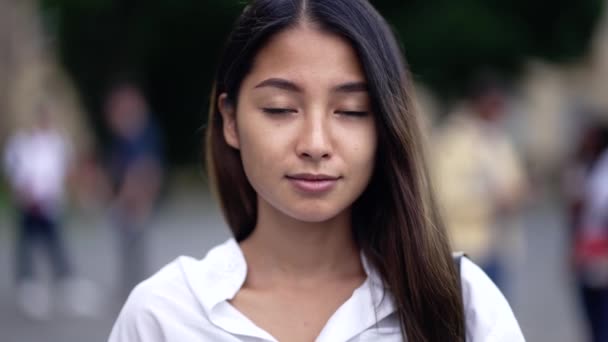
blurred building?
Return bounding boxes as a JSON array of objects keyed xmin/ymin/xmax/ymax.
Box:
[
  {"xmin": 0, "ymin": 0, "xmax": 91, "ymax": 154},
  {"xmin": 588, "ymin": 1, "xmax": 608, "ymax": 115},
  {"xmin": 513, "ymin": 0, "xmax": 608, "ymax": 182}
]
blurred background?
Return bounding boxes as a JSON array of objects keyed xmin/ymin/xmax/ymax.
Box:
[{"xmin": 1, "ymin": 0, "xmax": 608, "ymax": 341}]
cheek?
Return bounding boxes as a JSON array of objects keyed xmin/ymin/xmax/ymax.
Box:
[
  {"xmin": 343, "ymin": 123, "xmax": 377, "ymax": 172},
  {"xmin": 236, "ymin": 114, "xmax": 288, "ymax": 181}
]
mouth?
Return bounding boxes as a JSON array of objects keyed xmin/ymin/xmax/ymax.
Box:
[
  {"xmin": 286, "ymin": 173, "xmax": 340, "ymax": 181},
  {"xmin": 285, "ymin": 173, "xmax": 341, "ymax": 193}
]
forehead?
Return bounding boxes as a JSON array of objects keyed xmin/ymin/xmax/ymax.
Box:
[{"xmin": 248, "ymin": 25, "xmax": 366, "ymax": 84}]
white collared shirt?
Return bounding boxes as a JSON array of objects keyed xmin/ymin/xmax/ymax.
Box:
[
  {"xmin": 108, "ymin": 239, "xmax": 524, "ymax": 341},
  {"xmin": 3, "ymin": 129, "xmax": 71, "ymax": 209}
]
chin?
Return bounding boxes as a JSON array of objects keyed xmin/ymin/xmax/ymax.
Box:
[
  {"xmin": 290, "ymin": 213, "xmax": 339, "ymax": 223},
  {"xmin": 281, "ymin": 203, "xmax": 348, "ymax": 223}
]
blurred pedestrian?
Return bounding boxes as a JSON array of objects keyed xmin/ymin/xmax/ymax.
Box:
[
  {"xmin": 564, "ymin": 121, "xmax": 608, "ymax": 342},
  {"xmin": 104, "ymin": 82, "xmax": 164, "ymax": 299},
  {"xmin": 3, "ymin": 103, "xmax": 98, "ymax": 319},
  {"xmin": 432, "ymin": 74, "xmax": 528, "ymax": 290}
]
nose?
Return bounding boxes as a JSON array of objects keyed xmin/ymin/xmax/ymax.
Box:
[{"xmin": 295, "ymin": 112, "xmax": 332, "ymax": 161}]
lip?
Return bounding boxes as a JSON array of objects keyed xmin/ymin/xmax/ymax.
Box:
[{"xmin": 286, "ymin": 173, "xmax": 340, "ymax": 194}]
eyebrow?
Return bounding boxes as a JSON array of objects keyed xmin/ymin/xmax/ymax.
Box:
[
  {"xmin": 333, "ymin": 81, "xmax": 368, "ymax": 94},
  {"xmin": 253, "ymin": 78, "xmax": 368, "ymax": 94},
  {"xmin": 254, "ymin": 78, "xmax": 302, "ymax": 92}
]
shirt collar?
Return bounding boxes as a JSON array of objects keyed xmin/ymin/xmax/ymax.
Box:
[
  {"xmin": 182, "ymin": 238, "xmax": 247, "ymax": 313},
  {"xmin": 182, "ymin": 238, "xmax": 397, "ymax": 340}
]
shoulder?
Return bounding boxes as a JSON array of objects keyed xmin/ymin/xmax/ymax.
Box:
[
  {"xmin": 4, "ymin": 132, "xmax": 26, "ymax": 152},
  {"xmin": 3, "ymin": 133, "xmax": 27, "ymax": 168},
  {"xmin": 108, "ymin": 257, "xmax": 200, "ymax": 341},
  {"xmin": 109, "ymin": 239, "xmax": 241, "ymax": 342},
  {"xmin": 460, "ymin": 257, "xmax": 525, "ymax": 342},
  {"xmin": 126, "ymin": 256, "xmax": 198, "ymax": 306}
]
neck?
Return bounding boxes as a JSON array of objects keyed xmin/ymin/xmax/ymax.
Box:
[{"xmin": 240, "ymin": 198, "xmax": 364, "ymax": 289}]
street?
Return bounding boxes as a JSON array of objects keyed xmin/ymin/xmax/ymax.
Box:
[{"xmin": 0, "ymin": 185, "xmax": 588, "ymax": 342}]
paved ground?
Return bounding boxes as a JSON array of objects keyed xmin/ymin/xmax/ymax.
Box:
[{"xmin": 0, "ymin": 186, "xmax": 589, "ymax": 342}]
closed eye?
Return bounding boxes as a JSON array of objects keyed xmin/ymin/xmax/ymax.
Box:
[
  {"xmin": 336, "ymin": 110, "xmax": 369, "ymax": 117},
  {"xmin": 262, "ymin": 107, "xmax": 297, "ymax": 115}
]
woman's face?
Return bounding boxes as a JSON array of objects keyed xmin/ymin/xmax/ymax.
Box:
[{"xmin": 219, "ymin": 25, "xmax": 377, "ymax": 223}]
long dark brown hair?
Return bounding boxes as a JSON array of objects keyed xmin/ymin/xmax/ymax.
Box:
[{"xmin": 205, "ymin": 0, "xmax": 464, "ymax": 340}]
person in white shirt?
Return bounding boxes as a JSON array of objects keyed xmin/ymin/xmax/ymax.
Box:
[
  {"xmin": 4, "ymin": 104, "xmax": 101, "ymax": 320},
  {"xmin": 3, "ymin": 106, "xmax": 74, "ymax": 318},
  {"xmin": 109, "ymin": 0, "xmax": 525, "ymax": 341}
]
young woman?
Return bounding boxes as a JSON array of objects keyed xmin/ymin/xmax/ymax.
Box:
[{"xmin": 109, "ymin": 0, "xmax": 524, "ymax": 341}]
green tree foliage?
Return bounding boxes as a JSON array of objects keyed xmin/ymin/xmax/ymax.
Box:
[
  {"xmin": 375, "ymin": 0, "xmax": 603, "ymax": 97},
  {"xmin": 40, "ymin": 0, "xmax": 603, "ymax": 164}
]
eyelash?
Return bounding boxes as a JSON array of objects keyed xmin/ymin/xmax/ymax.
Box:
[
  {"xmin": 262, "ymin": 108, "xmax": 369, "ymax": 117},
  {"xmin": 336, "ymin": 110, "xmax": 369, "ymax": 117},
  {"xmin": 262, "ymin": 108, "xmax": 297, "ymax": 115}
]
